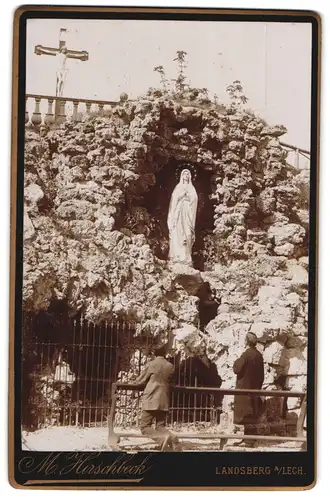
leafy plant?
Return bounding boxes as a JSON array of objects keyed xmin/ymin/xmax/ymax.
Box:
[
  {"xmin": 153, "ymin": 65, "xmax": 168, "ymax": 91},
  {"xmin": 226, "ymin": 80, "xmax": 249, "ymax": 107},
  {"xmin": 173, "ymin": 50, "xmax": 188, "ymax": 93}
]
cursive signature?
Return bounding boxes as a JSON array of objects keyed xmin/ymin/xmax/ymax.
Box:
[{"xmin": 18, "ymin": 452, "xmax": 153, "ymax": 477}]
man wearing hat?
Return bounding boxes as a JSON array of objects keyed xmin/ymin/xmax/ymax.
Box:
[
  {"xmin": 133, "ymin": 344, "xmax": 181, "ymax": 451},
  {"xmin": 233, "ymin": 332, "xmax": 264, "ymax": 448}
]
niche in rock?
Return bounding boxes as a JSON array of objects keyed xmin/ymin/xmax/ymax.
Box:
[{"xmin": 120, "ymin": 160, "xmax": 215, "ymax": 271}]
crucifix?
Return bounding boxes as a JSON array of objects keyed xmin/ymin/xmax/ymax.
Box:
[{"xmin": 35, "ymin": 28, "xmax": 89, "ymax": 98}]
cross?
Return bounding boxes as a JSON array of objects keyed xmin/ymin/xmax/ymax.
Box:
[{"xmin": 34, "ymin": 28, "xmax": 89, "ymax": 97}]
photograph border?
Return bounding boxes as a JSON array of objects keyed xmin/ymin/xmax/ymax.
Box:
[{"xmin": 8, "ymin": 5, "xmax": 321, "ymax": 490}]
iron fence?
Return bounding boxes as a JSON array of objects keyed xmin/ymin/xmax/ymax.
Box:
[
  {"xmin": 22, "ymin": 311, "xmax": 222, "ymax": 430},
  {"xmin": 23, "ymin": 312, "xmax": 155, "ymax": 429}
]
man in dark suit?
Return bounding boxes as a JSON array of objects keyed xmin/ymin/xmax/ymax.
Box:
[
  {"xmin": 133, "ymin": 344, "xmax": 181, "ymax": 451},
  {"xmin": 233, "ymin": 332, "xmax": 264, "ymax": 448}
]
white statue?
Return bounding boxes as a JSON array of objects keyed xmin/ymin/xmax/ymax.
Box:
[
  {"xmin": 56, "ymin": 48, "xmax": 68, "ymax": 96},
  {"xmin": 167, "ymin": 169, "xmax": 198, "ymax": 266}
]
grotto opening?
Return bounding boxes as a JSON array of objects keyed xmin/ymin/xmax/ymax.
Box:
[{"xmin": 116, "ymin": 158, "xmax": 215, "ymax": 271}]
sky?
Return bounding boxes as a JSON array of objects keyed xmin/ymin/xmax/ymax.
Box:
[{"xmin": 26, "ymin": 19, "xmax": 312, "ymax": 150}]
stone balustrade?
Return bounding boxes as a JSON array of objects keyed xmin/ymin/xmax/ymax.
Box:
[
  {"xmin": 25, "ymin": 94, "xmax": 310, "ymax": 171},
  {"xmin": 25, "ymin": 94, "xmax": 125, "ymax": 127}
]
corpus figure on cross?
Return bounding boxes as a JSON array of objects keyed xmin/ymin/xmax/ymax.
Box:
[
  {"xmin": 34, "ymin": 28, "xmax": 89, "ymax": 97},
  {"xmin": 56, "ymin": 47, "xmax": 68, "ymax": 96}
]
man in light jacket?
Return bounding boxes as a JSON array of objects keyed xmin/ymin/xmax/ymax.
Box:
[{"xmin": 133, "ymin": 344, "xmax": 181, "ymax": 451}]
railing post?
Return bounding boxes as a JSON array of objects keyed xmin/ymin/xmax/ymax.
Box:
[
  {"xmin": 72, "ymin": 100, "xmax": 79, "ymax": 122},
  {"xmin": 44, "ymin": 98, "xmax": 55, "ymax": 126},
  {"xmin": 219, "ymin": 438, "xmax": 228, "ymax": 450},
  {"xmin": 86, "ymin": 102, "xmax": 92, "ymax": 115},
  {"xmin": 31, "ymin": 97, "xmax": 42, "ymax": 127},
  {"xmin": 108, "ymin": 382, "xmax": 119, "ymax": 447},
  {"xmin": 297, "ymin": 394, "xmax": 307, "ymax": 438}
]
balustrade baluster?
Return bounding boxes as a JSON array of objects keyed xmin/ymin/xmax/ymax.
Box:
[
  {"xmin": 44, "ymin": 98, "xmax": 55, "ymax": 125},
  {"xmin": 57, "ymin": 99, "xmax": 67, "ymax": 124},
  {"xmin": 72, "ymin": 100, "xmax": 79, "ymax": 122},
  {"xmin": 98, "ymin": 103, "xmax": 104, "ymax": 117},
  {"xmin": 86, "ymin": 102, "xmax": 92, "ymax": 115},
  {"xmin": 31, "ymin": 97, "xmax": 42, "ymax": 127}
]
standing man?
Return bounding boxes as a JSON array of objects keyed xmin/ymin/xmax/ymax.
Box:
[
  {"xmin": 133, "ymin": 344, "xmax": 181, "ymax": 451},
  {"xmin": 233, "ymin": 332, "xmax": 264, "ymax": 448}
]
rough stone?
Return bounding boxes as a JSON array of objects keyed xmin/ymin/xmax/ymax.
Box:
[
  {"xmin": 274, "ymin": 243, "xmax": 295, "ymax": 257},
  {"xmin": 23, "ymin": 88, "xmax": 309, "ymax": 416},
  {"xmin": 24, "ymin": 207, "xmax": 35, "ymax": 241},
  {"xmin": 170, "ymin": 264, "xmax": 204, "ymax": 296},
  {"xmin": 25, "ymin": 183, "xmax": 44, "ymax": 204},
  {"xmin": 263, "ymin": 341, "xmax": 284, "ymax": 365},
  {"xmin": 286, "ymin": 262, "xmax": 309, "ymax": 287},
  {"xmin": 268, "ymin": 223, "xmax": 305, "ymax": 247},
  {"xmin": 261, "ymin": 124, "xmax": 287, "ymax": 137}
]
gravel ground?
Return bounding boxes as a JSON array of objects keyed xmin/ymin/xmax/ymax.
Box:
[{"xmin": 22, "ymin": 426, "xmax": 303, "ymax": 452}]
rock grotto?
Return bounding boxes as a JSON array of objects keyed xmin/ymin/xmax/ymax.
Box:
[{"xmin": 22, "ymin": 85, "xmax": 309, "ymax": 430}]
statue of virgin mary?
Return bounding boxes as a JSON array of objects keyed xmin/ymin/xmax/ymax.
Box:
[{"xmin": 167, "ymin": 168, "xmax": 198, "ymax": 266}]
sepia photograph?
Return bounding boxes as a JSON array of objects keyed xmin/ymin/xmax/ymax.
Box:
[{"xmin": 9, "ymin": 6, "xmax": 319, "ymax": 489}]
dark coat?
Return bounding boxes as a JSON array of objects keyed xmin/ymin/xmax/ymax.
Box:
[
  {"xmin": 233, "ymin": 347, "xmax": 264, "ymax": 425},
  {"xmin": 134, "ymin": 356, "xmax": 174, "ymax": 411}
]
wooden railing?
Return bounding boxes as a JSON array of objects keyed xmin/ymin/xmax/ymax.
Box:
[
  {"xmin": 108, "ymin": 382, "xmax": 307, "ymax": 450},
  {"xmin": 25, "ymin": 93, "xmax": 123, "ymax": 126}
]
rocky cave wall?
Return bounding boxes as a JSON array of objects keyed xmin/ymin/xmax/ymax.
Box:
[{"xmin": 23, "ymin": 87, "xmax": 309, "ymax": 420}]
